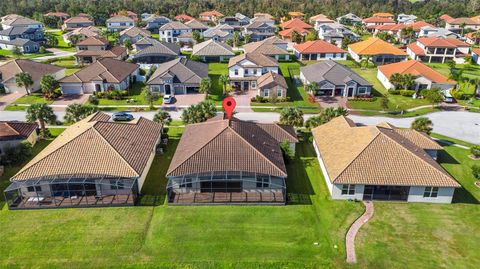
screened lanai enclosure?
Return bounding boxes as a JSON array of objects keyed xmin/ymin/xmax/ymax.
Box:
[
  {"xmin": 167, "ymin": 171, "xmax": 287, "ymax": 205},
  {"xmin": 4, "ymin": 177, "xmax": 139, "ymax": 209}
]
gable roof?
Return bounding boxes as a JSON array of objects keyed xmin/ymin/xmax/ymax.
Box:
[
  {"xmin": 257, "ymin": 71, "xmax": 288, "ymax": 89},
  {"xmin": 74, "ymin": 46, "xmax": 126, "ymax": 58},
  {"xmin": 362, "ymin": 17, "xmax": 395, "ymax": 23},
  {"xmin": 278, "ymin": 27, "xmax": 311, "ymax": 37},
  {"xmin": 311, "ymin": 116, "xmax": 460, "ymax": 187},
  {"xmin": 174, "ymin": 14, "xmax": 194, "ymax": 22},
  {"xmin": 416, "ymin": 37, "xmax": 469, "ymax": 48},
  {"xmin": 309, "ymin": 14, "xmax": 334, "ymax": 23},
  {"xmin": 64, "ymin": 16, "xmax": 93, "ymax": 24},
  {"xmin": 228, "ymin": 52, "xmax": 278, "ymax": 68},
  {"xmin": 0, "ymin": 26, "xmax": 39, "ymax": 36},
  {"xmin": 243, "ymin": 36, "xmax": 289, "ymax": 56},
  {"xmin": 76, "ymin": 36, "xmax": 109, "ymax": 46},
  {"xmin": 60, "ymin": 58, "xmax": 137, "ymax": 84},
  {"xmin": 160, "ymin": 21, "xmax": 190, "ymax": 31},
  {"xmin": 11, "ymin": 112, "xmax": 162, "ymax": 181},
  {"xmin": 373, "ymin": 12, "xmax": 394, "ymax": 18},
  {"xmin": 378, "ymin": 60, "xmax": 455, "ymax": 84},
  {"xmin": 64, "ymin": 26, "xmax": 100, "ymax": 38},
  {"xmin": 0, "ymin": 59, "xmax": 64, "ymax": 83},
  {"xmin": 166, "ymin": 118, "xmax": 295, "ymax": 177},
  {"xmin": 133, "ymin": 41, "xmax": 180, "ymax": 58},
  {"xmin": 348, "ymin": 38, "xmax": 407, "ymax": 56},
  {"xmin": 0, "ymin": 121, "xmax": 38, "ymax": 141},
  {"xmin": 300, "ymin": 60, "xmax": 371, "ymax": 86},
  {"xmin": 147, "ymin": 58, "xmax": 208, "ymax": 85},
  {"xmin": 2, "ymin": 15, "xmax": 41, "ymax": 27},
  {"xmin": 192, "ymin": 39, "xmax": 234, "ymax": 56},
  {"xmin": 107, "ymin": 15, "xmax": 134, "ymax": 23},
  {"xmin": 185, "ymin": 19, "xmax": 208, "ymax": 30},
  {"xmin": 447, "ymin": 17, "xmax": 480, "ymax": 25},
  {"xmin": 280, "ymin": 18, "xmax": 313, "ymax": 29},
  {"xmin": 294, "ymin": 40, "xmax": 346, "ymax": 54},
  {"xmin": 199, "ymin": 10, "xmax": 224, "ymax": 17},
  {"xmin": 120, "ymin": 26, "xmax": 150, "ymax": 38}
]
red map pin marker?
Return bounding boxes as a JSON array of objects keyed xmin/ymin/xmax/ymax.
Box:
[{"xmin": 222, "ymin": 97, "xmax": 236, "ymax": 119}]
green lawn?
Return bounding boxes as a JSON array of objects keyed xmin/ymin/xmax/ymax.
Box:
[
  {"xmin": 425, "ymin": 63, "xmax": 480, "ymax": 80},
  {"xmin": 207, "ymin": 62, "xmax": 227, "ymax": 104},
  {"xmin": 65, "ymin": 68, "xmax": 81, "ymax": 75},
  {"xmin": 88, "ymin": 83, "xmax": 163, "ymax": 106},
  {"xmin": 11, "ymin": 93, "xmax": 52, "ymax": 105},
  {"xmin": 0, "ymin": 49, "xmax": 53, "ymax": 60},
  {"xmin": 50, "ymin": 30, "xmax": 76, "ymax": 52}
]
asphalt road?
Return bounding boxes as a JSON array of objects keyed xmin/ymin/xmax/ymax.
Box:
[{"xmin": 1, "ymin": 110, "xmax": 479, "ymax": 144}]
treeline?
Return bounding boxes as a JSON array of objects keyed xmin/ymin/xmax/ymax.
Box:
[{"xmin": 0, "ymin": 0, "xmax": 479, "ymax": 24}]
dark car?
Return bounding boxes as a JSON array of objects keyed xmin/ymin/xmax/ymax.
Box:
[{"xmin": 112, "ymin": 112, "xmax": 134, "ymax": 121}]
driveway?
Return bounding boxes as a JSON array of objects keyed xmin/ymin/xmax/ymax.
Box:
[
  {"xmin": 51, "ymin": 94, "xmax": 89, "ymax": 110},
  {"xmin": 0, "ymin": 93, "xmax": 24, "ymax": 110},
  {"xmin": 163, "ymin": 93, "xmax": 205, "ymax": 108},
  {"xmin": 33, "ymin": 48, "xmax": 76, "ymax": 62},
  {"xmin": 317, "ymin": 96, "xmax": 347, "ymax": 108},
  {"xmin": 232, "ymin": 90, "xmax": 254, "ymax": 112}
]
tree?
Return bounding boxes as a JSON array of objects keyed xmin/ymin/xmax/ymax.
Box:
[
  {"xmin": 411, "ymin": 117, "xmax": 433, "ymax": 134},
  {"xmin": 64, "ymin": 104, "xmax": 99, "ymax": 124},
  {"xmin": 68, "ymin": 34, "xmax": 81, "ymax": 45},
  {"xmin": 305, "ymin": 30, "xmax": 318, "ymax": 41},
  {"xmin": 280, "ymin": 140, "xmax": 294, "ymax": 161},
  {"xmin": 0, "ymin": 141, "xmax": 32, "ymax": 165},
  {"xmin": 26, "ymin": 103, "xmax": 56, "ymax": 138},
  {"xmin": 305, "ymin": 83, "xmax": 319, "ymax": 94},
  {"xmin": 389, "ymin": 73, "xmax": 404, "ymax": 89},
  {"xmin": 12, "ymin": 46, "xmax": 22, "ymax": 56},
  {"xmin": 199, "ymin": 78, "xmax": 211, "ymax": 97},
  {"xmin": 460, "ymin": 22, "xmax": 467, "ymax": 35},
  {"xmin": 279, "ymin": 107, "xmax": 304, "ymax": 127},
  {"xmin": 233, "ymin": 31, "xmax": 242, "ymax": 47},
  {"xmin": 422, "ymin": 87, "xmax": 444, "ymax": 106},
  {"xmin": 244, "ymin": 34, "xmax": 251, "ymax": 44},
  {"xmin": 446, "ymin": 59, "xmax": 456, "ymax": 70},
  {"xmin": 40, "ymin": 74, "xmax": 59, "ymax": 100},
  {"xmin": 192, "ymin": 30, "xmax": 203, "ymax": 43},
  {"xmin": 360, "ymin": 55, "xmax": 371, "ymax": 69},
  {"xmin": 472, "ymin": 164, "xmax": 480, "ymax": 180},
  {"xmin": 400, "ymin": 27, "xmax": 415, "ymax": 43},
  {"xmin": 226, "ymin": 37, "xmax": 234, "ymax": 47},
  {"xmin": 219, "ymin": 74, "xmax": 229, "ymax": 94},
  {"xmin": 153, "ymin": 110, "xmax": 172, "ymax": 126},
  {"xmin": 15, "ymin": 72, "xmax": 33, "ymax": 95},
  {"xmin": 181, "ymin": 101, "xmax": 217, "ymax": 124},
  {"xmin": 145, "ymin": 91, "xmax": 159, "ymax": 109},
  {"xmin": 123, "ymin": 38, "xmax": 133, "ymax": 50},
  {"xmin": 304, "ymin": 114, "xmax": 327, "ymax": 129},
  {"xmin": 44, "ymin": 32, "xmax": 58, "ymax": 47},
  {"xmin": 402, "ymin": 74, "xmax": 415, "ymax": 90},
  {"xmin": 380, "ymin": 95, "xmax": 389, "ymax": 111},
  {"xmin": 304, "ymin": 107, "xmax": 348, "ymax": 129},
  {"xmin": 291, "ymin": 30, "xmax": 302, "ymax": 44},
  {"xmin": 470, "ymin": 145, "xmax": 480, "ymax": 158}
]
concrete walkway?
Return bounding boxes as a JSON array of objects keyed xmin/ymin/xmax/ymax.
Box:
[
  {"xmin": 32, "ymin": 48, "xmax": 75, "ymax": 61},
  {"xmin": 346, "ymin": 201, "xmax": 374, "ymax": 264}
]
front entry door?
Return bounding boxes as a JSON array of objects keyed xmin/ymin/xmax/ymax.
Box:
[{"xmin": 165, "ymin": 84, "xmax": 171, "ymax": 95}]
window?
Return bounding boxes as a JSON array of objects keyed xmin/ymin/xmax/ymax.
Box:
[
  {"xmin": 423, "ymin": 187, "xmax": 439, "ymax": 198},
  {"xmin": 234, "ymin": 69, "xmax": 238, "ymax": 75},
  {"xmin": 253, "ymin": 69, "xmax": 257, "ymax": 75},
  {"xmin": 320, "ymin": 53, "xmax": 326, "ymax": 58},
  {"xmin": 263, "ymin": 89, "xmax": 269, "ymax": 97},
  {"xmin": 256, "ymin": 176, "xmax": 269, "ymax": 188},
  {"xmin": 27, "ymin": 186, "xmax": 42, "ymax": 192},
  {"xmin": 341, "ymin": 184, "xmax": 355, "ymax": 195},
  {"xmin": 251, "ymin": 81, "xmax": 256, "ymax": 89},
  {"xmin": 357, "ymin": 87, "xmax": 367, "ymax": 94},
  {"xmin": 180, "ymin": 177, "xmax": 193, "ymax": 188},
  {"xmin": 277, "ymin": 88, "xmax": 283, "ymax": 97},
  {"xmin": 245, "ymin": 69, "xmax": 249, "ymax": 75}
]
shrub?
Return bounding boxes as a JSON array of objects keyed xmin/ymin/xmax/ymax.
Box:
[
  {"xmin": 472, "ymin": 164, "xmax": 480, "ymax": 180},
  {"xmin": 120, "ymin": 90, "xmax": 128, "ymax": 97},
  {"xmin": 400, "ymin": 90, "xmax": 416, "ymax": 97},
  {"xmin": 388, "ymin": 89, "xmax": 400, "ymax": 95},
  {"xmin": 276, "ymin": 96, "xmax": 288, "ymax": 103},
  {"xmin": 138, "ymin": 68, "xmax": 146, "ymax": 76},
  {"xmin": 0, "ymin": 142, "xmax": 32, "ymax": 165},
  {"xmin": 349, "ymin": 96, "xmax": 377, "ymax": 102},
  {"xmin": 471, "ymin": 145, "xmax": 480, "ymax": 158},
  {"xmin": 39, "ymin": 46, "xmax": 46, "ymax": 54},
  {"xmin": 452, "ymin": 89, "xmax": 464, "ymax": 100},
  {"xmin": 88, "ymin": 95, "xmax": 99, "ymax": 105},
  {"xmin": 307, "ymin": 94, "xmax": 316, "ymax": 104},
  {"xmin": 280, "ymin": 140, "xmax": 294, "ymax": 162},
  {"xmin": 253, "ymin": 95, "xmax": 265, "ymax": 103}
]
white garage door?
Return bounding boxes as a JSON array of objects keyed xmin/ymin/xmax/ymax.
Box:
[{"xmin": 61, "ymin": 84, "xmax": 82, "ymax": 95}]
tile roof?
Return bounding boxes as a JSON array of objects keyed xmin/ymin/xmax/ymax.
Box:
[
  {"xmin": 11, "ymin": 112, "xmax": 162, "ymax": 181},
  {"xmin": 373, "ymin": 12, "xmax": 394, "ymax": 17},
  {"xmin": 160, "ymin": 21, "xmax": 190, "ymax": 31},
  {"xmin": 0, "ymin": 121, "xmax": 38, "ymax": 141},
  {"xmin": 45, "ymin": 12, "xmax": 69, "ymax": 17},
  {"xmin": 406, "ymin": 42, "xmax": 426, "ymax": 56},
  {"xmin": 2, "ymin": 15, "xmax": 41, "ymax": 26},
  {"xmin": 119, "ymin": 26, "xmax": 150, "ymax": 38},
  {"xmin": 311, "ymin": 116, "xmax": 460, "ymax": 187},
  {"xmin": 362, "ymin": 17, "xmax": 395, "ymax": 23},
  {"xmin": 348, "ymin": 37, "xmax": 407, "ymax": 56},
  {"xmin": 309, "ymin": 14, "xmax": 334, "ymax": 23},
  {"xmin": 133, "ymin": 42, "xmax": 180, "ymax": 58},
  {"xmin": 300, "ymin": 60, "xmax": 371, "ymax": 86},
  {"xmin": 447, "ymin": 17, "xmax": 480, "ymax": 25},
  {"xmin": 192, "ymin": 39, "xmax": 234, "ymax": 56},
  {"xmin": 228, "ymin": 52, "xmax": 278, "ymax": 68},
  {"xmin": 64, "ymin": 16, "xmax": 93, "ymax": 24},
  {"xmin": 280, "ymin": 18, "xmax": 313, "ymax": 30},
  {"xmin": 0, "ymin": 59, "xmax": 64, "ymax": 83},
  {"xmin": 64, "ymin": 26, "xmax": 100, "ymax": 38},
  {"xmin": 174, "ymin": 14, "xmax": 194, "ymax": 22},
  {"xmin": 257, "ymin": 71, "xmax": 288, "ymax": 90},
  {"xmin": 473, "ymin": 48, "xmax": 480, "ymax": 55},
  {"xmin": 294, "ymin": 40, "xmax": 346, "ymax": 54},
  {"xmin": 147, "ymin": 58, "xmax": 208, "ymax": 85},
  {"xmin": 60, "ymin": 58, "xmax": 137, "ymax": 83},
  {"xmin": 74, "ymin": 46, "xmax": 126, "ymax": 58},
  {"xmin": 199, "ymin": 10, "xmax": 225, "ymax": 17},
  {"xmin": 167, "ymin": 117, "xmax": 296, "ymax": 177},
  {"xmin": 107, "ymin": 15, "xmax": 134, "ymax": 23},
  {"xmin": 439, "ymin": 14, "xmax": 453, "ymax": 22},
  {"xmin": 378, "ymin": 60, "xmax": 454, "ymax": 84},
  {"xmin": 278, "ymin": 27, "xmax": 311, "ymax": 37},
  {"xmin": 243, "ymin": 36, "xmax": 289, "ymax": 56},
  {"xmin": 416, "ymin": 37, "xmax": 469, "ymax": 48},
  {"xmin": 185, "ymin": 19, "xmax": 208, "ymax": 30},
  {"xmin": 76, "ymin": 36, "xmax": 109, "ymax": 46}
]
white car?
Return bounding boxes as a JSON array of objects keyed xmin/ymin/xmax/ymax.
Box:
[{"xmin": 163, "ymin": 95, "xmax": 174, "ymax": 104}]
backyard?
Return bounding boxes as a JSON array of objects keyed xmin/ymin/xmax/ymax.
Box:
[{"xmin": 0, "ymin": 126, "xmax": 478, "ymax": 268}]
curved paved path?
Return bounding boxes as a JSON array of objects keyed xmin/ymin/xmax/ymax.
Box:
[{"xmin": 346, "ymin": 201, "xmax": 374, "ymax": 264}]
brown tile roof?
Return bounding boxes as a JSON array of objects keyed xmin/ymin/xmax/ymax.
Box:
[
  {"xmin": 311, "ymin": 116, "xmax": 460, "ymax": 187},
  {"xmin": 439, "ymin": 14, "xmax": 453, "ymax": 22},
  {"xmin": 167, "ymin": 118, "xmax": 296, "ymax": 177},
  {"xmin": 199, "ymin": 10, "xmax": 224, "ymax": 17},
  {"xmin": 0, "ymin": 59, "xmax": 64, "ymax": 83},
  {"xmin": 348, "ymin": 38, "xmax": 407, "ymax": 56},
  {"xmin": 309, "ymin": 14, "xmax": 334, "ymax": 23},
  {"xmin": 74, "ymin": 46, "xmax": 126, "ymax": 58},
  {"xmin": 378, "ymin": 60, "xmax": 454, "ymax": 84},
  {"xmin": 45, "ymin": 12, "xmax": 69, "ymax": 18},
  {"xmin": 416, "ymin": 37, "xmax": 469, "ymax": 48},
  {"xmin": 373, "ymin": 12, "xmax": 394, "ymax": 18},
  {"xmin": 120, "ymin": 26, "xmax": 150, "ymax": 38},
  {"xmin": 294, "ymin": 40, "xmax": 346, "ymax": 54},
  {"xmin": 107, "ymin": 15, "xmax": 134, "ymax": 23},
  {"xmin": 256, "ymin": 71, "xmax": 288, "ymax": 90},
  {"xmin": 76, "ymin": 36, "xmax": 109, "ymax": 46},
  {"xmin": 243, "ymin": 36, "xmax": 289, "ymax": 56},
  {"xmin": 60, "ymin": 58, "xmax": 137, "ymax": 84},
  {"xmin": 0, "ymin": 121, "xmax": 37, "ymax": 141},
  {"xmin": 11, "ymin": 112, "xmax": 162, "ymax": 181},
  {"xmin": 448, "ymin": 17, "xmax": 480, "ymax": 25},
  {"xmin": 64, "ymin": 16, "xmax": 93, "ymax": 24},
  {"xmin": 363, "ymin": 17, "xmax": 395, "ymax": 23},
  {"xmin": 174, "ymin": 14, "xmax": 194, "ymax": 22},
  {"xmin": 280, "ymin": 18, "xmax": 313, "ymax": 30},
  {"xmin": 228, "ymin": 52, "xmax": 278, "ymax": 68}
]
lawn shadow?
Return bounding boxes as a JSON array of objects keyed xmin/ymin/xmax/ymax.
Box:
[
  {"xmin": 452, "ymin": 187, "xmax": 479, "ymax": 204},
  {"xmin": 437, "ymin": 149, "xmax": 460, "ymax": 165}
]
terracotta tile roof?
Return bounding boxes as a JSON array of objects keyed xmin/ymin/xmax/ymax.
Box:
[
  {"xmin": 439, "ymin": 14, "xmax": 453, "ymax": 22},
  {"xmin": 243, "ymin": 36, "xmax": 289, "ymax": 56},
  {"xmin": 256, "ymin": 71, "xmax": 288, "ymax": 90},
  {"xmin": 311, "ymin": 116, "xmax": 460, "ymax": 187},
  {"xmin": 11, "ymin": 112, "xmax": 162, "ymax": 181},
  {"xmin": 64, "ymin": 16, "xmax": 93, "ymax": 24},
  {"xmin": 167, "ymin": 117, "xmax": 296, "ymax": 177},
  {"xmin": 373, "ymin": 12, "xmax": 394, "ymax": 18},
  {"xmin": 288, "ymin": 11, "xmax": 305, "ymax": 17},
  {"xmin": 174, "ymin": 14, "xmax": 194, "ymax": 22},
  {"xmin": 0, "ymin": 59, "xmax": 64, "ymax": 83},
  {"xmin": 45, "ymin": 12, "xmax": 69, "ymax": 17},
  {"xmin": 309, "ymin": 14, "xmax": 334, "ymax": 23},
  {"xmin": 65, "ymin": 26, "xmax": 100, "ymax": 38},
  {"xmin": 407, "ymin": 21, "xmax": 434, "ymax": 31},
  {"xmin": 362, "ymin": 17, "xmax": 395, "ymax": 23},
  {"xmin": 466, "ymin": 31, "xmax": 480, "ymax": 39},
  {"xmin": 0, "ymin": 121, "xmax": 37, "ymax": 141},
  {"xmin": 280, "ymin": 18, "xmax": 313, "ymax": 30},
  {"xmin": 407, "ymin": 42, "xmax": 426, "ymax": 56},
  {"xmin": 376, "ymin": 21, "xmax": 433, "ymax": 32},
  {"xmin": 378, "ymin": 60, "xmax": 454, "ymax": 84},
  {"xmin": 76, "ymin": 36, "xmax": 109, "ymax": 46},
  {"xmin": 471, "ymin": 15, "xmax": 480, "ymax": 23},
  {"xmin": 294, "ymin": 40, "xmax": 346, "ymax": 54},
  {"xmin": 228, "ymin": 52, "xmax": 278, "ymax": 68},
  {"xmin": 348, "ymin": 38, "xmax": 407, "ymax": 56},
  {"xmin": 448, "ymin": 17, "xmax": 480, "ymax": 25},
  {"xmin": 278, "ymin": 27, "xmax": 310, "ymax": 37},
  {"xmin": 199, "ymin": 10, "xmax": 224, "ymax": 17},
  {"xmin": 473, "ymin": 48, "xmax": 480, "ymax": 55},
  {"xmin": 416, "ymin": 37, "xmax": 469, "ymax": 48},
  {"xmin": 60, "ymin": 58, "xmax": 137, "ymax": 84}
]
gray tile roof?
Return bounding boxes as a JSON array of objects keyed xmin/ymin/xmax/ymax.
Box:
[
  {"xmin": 147, "ymin": 58, "xmax": 208, "ymax": 85},
  {"xmin": 192, "ymin": 39, "xmax": 234, "ymax": 56},
  {"xmin": 300, "ymin": 60, "xmax": 371, "ymax": 86},
  {"xmin": 133, "ymin": 42, "xmax": 180, "ymax": 58}
]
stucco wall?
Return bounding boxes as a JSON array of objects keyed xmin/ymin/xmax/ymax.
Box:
[{"xmin": 407, "ymin": 186, "xmax": 455, "ymax": 203}]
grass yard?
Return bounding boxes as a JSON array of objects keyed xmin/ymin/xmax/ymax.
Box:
[
  {"xmin": 49, "ymin": 30, "xmax": 76, "ymax": 52},
  {"xmin": 207, "ymin": 62, "xmax": 227, "ymax": 105},
  {"xmin": 11, "ymin": 93, "xmax": 52, "ymax": 105},
  {"xmin": 0, "ymin": 49, "xmax": 53, "ymax": 60},
  {"xmin": 87, "ymin": 82, "xmax": 163, "ymax": 106},
  {"xmin": 425, "ymin": 63, "xmax": 480, "ymax": 80}
]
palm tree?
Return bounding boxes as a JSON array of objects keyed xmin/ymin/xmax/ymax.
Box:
[
  {"xmin": 291, "ymin": 30, "xmax": 302, "ymax": 44},
  {"xmin": 400, "ymin": 27, "xmax": 415, "ymax": 44},
  {"xmin": 233, "ymin": 31, "xmax": 242, "ymax": 47},
  {"xmin": 360, "ymin": 55, "xmax": 371, "ymax": 70},
  {"xmin": 26, "ymin": 103, "xmax": 56, "ymax": 138},
  {"xmin": 64, "ymin": 104, "xmax": 98, "ymax": 124},
  {"xmin": 40, "ymin": 74, "xmax": 59, "ymax": 100},
  {"xmin": 402, "ymin": 74, "xmax": 415, "ymax": 90},
  {"xmin": 15, "ymin": 72, "xmax": 33, "ymax": 95},
  {"xmin": 153, "ymin": 110, "xmax": 172, "ymax": 126},
  {"xmin": 181, "ymin": 101, "xmax": 217, "ymax": 124},
  {"xmin": 460, "ymin": 22, "xmax": 467, "ymax": 36},
  {"xmin": 244, "ymin": 34, "xmax": 251, "ymax": 44},
  {"xmin": 199, "ymin": 78, "xmax": 212, "ymax": 97},
  {"xmin": 411, "ymin": 117, "xmax": 433, "ymax": 134},
  {"xmin": 305, "ymin": 83, "xmax": 319, "ymax": 94},
  {"xmin": 219, "ymin": 74, "xmax": 229, "ymax": 95},
  {"xmin": 279, "ymin": 107, "xmax": 304, "ymax": 127},
  {"xmin": 389, "ymin": 73, "xmax": 404, "ymax": 89}
]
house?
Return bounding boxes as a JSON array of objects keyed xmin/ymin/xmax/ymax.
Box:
[
  {"xmin": 372, "ymin": 12, "xmax": 394, "ymax": 19},
  {"xmin": 472, "ymin": 48, "xmax": 480, "ymax": 64},
  {"xmin": 203, "ymin": 24, "xmax": 234, "ymax": 42},
  {"xmin": 146, "ymin": 58, "xmax": 208, "ymax": 95},
  {"xmin": 166, "ymin": 116, "xmax": 297, "ymax": 204},
  {"xmin": 131, "ymin": 40, "xmax": 180, "ymax": 64},
  {"xmin": 62, "ymin": 26, "xmax": 100, "ymax": 44},
  {"xmin": 62, "ymin": 16, "xmax": 95, "ymax": 31},
  {"xmin": 373, "ymin": 21, "xmax": 433, "ymax": 44},
  {"xmin": 1, "ymin": 14, "xmax": 43, "ymax": 30},
  {"xmin": 134, "ymin": 37, "xmax": 162, "ymax": 50},
  {"xmin": 243, "ymin": 21, "xmax": 276, "ymax": 41},
  {"xmin": 141, "ymin": 13, "xmax": 152, "ymax": 21},
  {"xmin": 74, "ymin": 36, "xmax": 127, "ymax": 64},
  {"xmin": 143, "ymin": 15, "xmax": 171, "ymax": 33},
  {"xmin": 3, "ymin": 112, "xmax": 162, "ymax": 209},
  {"xmin": 279, "ymin": 27, "xmax": 310, "ymax": 42},
  {"xmin": 256, "ymin": 71, "xmax": 288, "ymax": 99},
  {"xmin": 377, "ymin": 60, "xmax": 455, "ymax": 91},
  {"xmin": 185, "ymin": 19, "xmax": 209, "ymax": 33},
  {"xmin": 407, "ymin": 37, "xmax": 470, "ymax": 64},
  {"xmin": 0, "ymin": 38, "xmax": 40, "ymax": 53},
  {"xmin": 444, "ymin": 17, "xmax": 480, "ymax": 32},
  {"xmin": 111, "ymin": 11, "xmax": 138, "ymax": 21},
  {"xmin": 418, "ymin": 26, "xmax": 459, "ymax": 39},
  {"xmin": 311, "ymin": 116, "xmax": 460, "ymax": 203},
  {"xmin": 192, "ymin": 39, "xmax": 234, "ymax": 62},
  {"xmin": 218, "ymin": 16, "xmax": 248, "ymax": 31},
  {"xmin": 253, "ymin": 13, "xmax": 275, "ymax": 21},
  {"xmin": 336, "ymin": 13, "xmax": 362, "ymax": 25},
  {"xmin": 234, "ymin": 13, "xmax": 251, "ymax": 25},
  {"xmin": 199, "ymin": 10, "xmax": 224, "ymax": 23},
  {"xmin": 300, "ymin": 60, "xmax": 372, "ymax": 97},
  {"xmin": 228, "ymin": 52, "xmax": 279, "ymax": 91},
  {"xmin": 316, "ymin": 22, "xmax": 360, "ymax": 47},
  {"xmin": 0, "ymin": 59, "xmax": 65, "ymax": 94},
  {"xmin": 309, "ymin": 14, "xmax": 334, "ymax": 24},
  {"xmin": 243, "ymin": 36, "xmax": 290, "ymax": 61},
  {"xmin": 59, "ymin": 58, "xmax": 139, "ymax": 94},
  {"xmin": 348, "ymin": 38, "xmax": 408, "ymax": 65},
  {"xmin": 465, "ymin": 31, "xmax": 480, "ymax": 45},
  {"xmin": 288, "ymin": 11, "xmax": 305, "ymax": 20},
  {"xmin": 174, "ymin": 14, "xmax": 194, "ymax": 23},
  {"xmin": 362, "ymin": 16, "xmax": 395, "ymax": 32},
  {"xmin": 44, "ymin": 12, "xmax": 70, "ymax": 21},
  {"xmin": 0, "ymin": 121, "xmax": 38, "ymax": 156},
  {"xmin": 159, "ymin": 21, "xmax": 192, "ymax": 43},
  {"xmin": 280, "ymin": 18, "xmax": 313, "ymax": 31},
  {"xmin": 106, "ymin": 16, "xmax": 135, "ymax": 32},
  {"xmin": 397, "ymin": 14, "xmax": 417, "ymax": 24},
  {"xmin": 294, "ymin": 40, "xmax": 347, "ymax": 61},
  {"xmin": 119, "ymin": 27, "xmax": 151, "ymax": 44},
  {"xmin": 0, "ymin": 26, "xmax": 45, "ymax": 45}
]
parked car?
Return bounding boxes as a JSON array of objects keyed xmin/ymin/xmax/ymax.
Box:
[
  {"xmin": 112, "ymin": 112, "xmax": 134, "ymax": 121},
  {"xmin": 163, "ymin": 94, "xmax": 174, "ymax": 104},
  {"xmin": 444, "ymin": 89, "xmax": 454, "ymax": 103}
]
